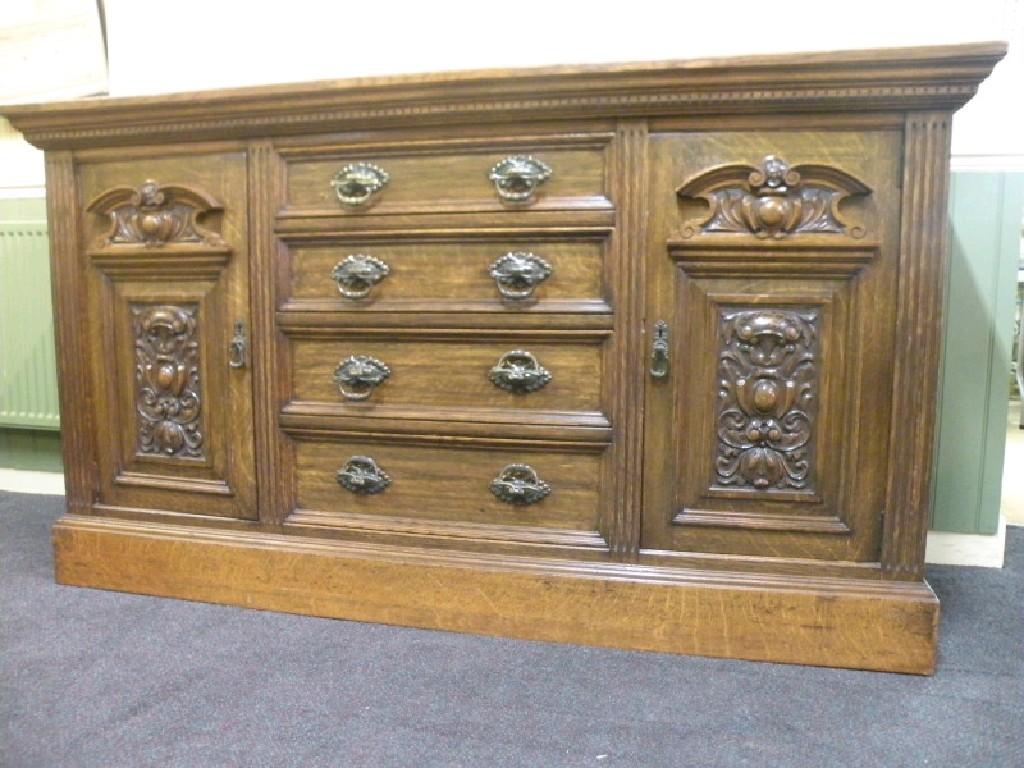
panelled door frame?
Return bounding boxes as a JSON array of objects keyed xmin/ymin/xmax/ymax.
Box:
[
  {"xmin": 638, "ymin": 126, "xmax": 905, "ymax": 567},
  {"xmin": 74, "ymin": 149, "xmax": 258, "ymax": 520}
]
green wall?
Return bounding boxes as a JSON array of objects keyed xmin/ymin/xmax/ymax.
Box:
[
  {"xmin": 1, "ymin": 196, "xmax": 61, "ymax": 471},
  {"xmin": 931, "ymin": 172, "xmax": 1024, "ymax": 534},
  {"xmin": 0, "ymin": 429, "xmax": 62, "ymax": 472},
  {"xmin": 0, "ymin": 198, "xmax": 46, "ymax": 220}
]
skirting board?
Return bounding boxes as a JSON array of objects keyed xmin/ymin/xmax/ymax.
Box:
[
  {"xmin": 52, "ymin": 514, "xmax": 940, "ymax": 674},
  {"xmin": 0, "ymin": 469, "xmax": 65, "ymax": 496},
  {"xmin": 924, "ymin": 517, "xmax": 1007, "ymax": 568}
]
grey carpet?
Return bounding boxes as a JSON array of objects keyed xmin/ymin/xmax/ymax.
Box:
[{"xmin": 1, "ymin": 492, "xmax": 1021, "ymax": 768}]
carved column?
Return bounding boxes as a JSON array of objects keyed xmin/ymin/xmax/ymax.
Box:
[
  {"xmin": 248, "ymin": 140, "xmax": 286, "ymax": 524},
  {"xmin": 882, "ymin": 113, "xmax": 953, "ymax": 580},
  {"xmin": 45, "ymin": 151, "xmax": 98, "ymax": 512},
  {"xmin": 607, "ymin": 120, "xmax": 648, "ymax": 560}
]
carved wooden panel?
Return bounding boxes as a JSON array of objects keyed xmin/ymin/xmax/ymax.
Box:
[
  {"xmin": 87, "ymin": 180, "xmax": 224, "ymax": 248},
  {"xmin": 715, "ymin": 308, "xmax": 818, "ymax": 492},
  {"xmin": 132, "ymin": 304, "xmax": 204, "ymax": 459},
  {"xmin": 676, "ymin": 155, "xmax": 870, "ymax": 240},
  {"xmin": 642, "ymin": 130, "xmax": 902, "ymax": 562},
  {"xmin": 75, "ymin": 152, "xmax": 256, "ymax": 520}
]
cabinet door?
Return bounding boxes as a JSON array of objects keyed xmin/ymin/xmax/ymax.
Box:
[
  {"xmin": 641, "ymin": 131, "xmax": 902, "ymax": 563},
  {"xmin": 78, "ymin": 153, "xmax": 256, "ymax": 518}
]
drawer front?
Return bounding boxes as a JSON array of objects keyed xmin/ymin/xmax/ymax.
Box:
[
  {"xmin": 290, "ymin": 337, "xmax": 605, "ymax": 414},
  {"xmin": 283, "ymin": 144, "xmax": 610, "ymax": 212},
  {"xmin": 293, "ymin": 441, "xmax": 602, "ymax": 532},
  {"xmin": 287, "ymin": 238, "xmax": 607, "ymax": 306}
]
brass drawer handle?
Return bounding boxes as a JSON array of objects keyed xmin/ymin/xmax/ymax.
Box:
[
  {"xmin": 336, "ymin": 456, "xmax": 391, "ymax": 494},
  {"xmin": 331, "ymin": 254, "xmax": 390, "ymax": 299},
  {"xmin": 333, "ymin": 355, "xmax": 390, "ymax": 400},
  {"xmin": 489, "ymin": 350, "xmax": 551, "ymax": 393},
  {"xmin": 489, "ymin": 252, "xmax": 553, "ymax": 300},
  {"xmin": 490, "ymin": 463, "xmax": 551, "ymax": 505},
  {"xmin": 488, "ymin": 155, "xmax": 552, "ymax": 202},
  {"xmin": 330, "ymin": 163, "xmax": 390, "ymax": 206}
]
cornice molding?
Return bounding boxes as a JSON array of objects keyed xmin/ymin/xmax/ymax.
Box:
[{"xmin": 1, "ymin": 42, "xmax": 1007, "ymax": 149}]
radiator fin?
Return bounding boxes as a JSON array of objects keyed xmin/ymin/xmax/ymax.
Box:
[{"xmin": 0, "ymin": 222, "xmax": 60, "ymax": 429}]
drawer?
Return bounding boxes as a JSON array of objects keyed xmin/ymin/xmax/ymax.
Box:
[
  {"xmin": 286, "ymin": 238, "xmax": 607, "ymax": 307},
  {"xmin": 291, "ymin": 440, "xmax": 603, "ymax": 533},
  {"xmin": 289, "ymin": 337, "xmax": 605, "ymax": 415},
  {"xmin": 282, "ymin": 143, "xmax": 610, "ymax": 213}
]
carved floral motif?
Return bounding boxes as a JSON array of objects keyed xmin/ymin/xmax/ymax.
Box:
[
  {"xmin": 133, "ymin": 305, "xmax": 203, "ymax": 457},
  {"xmin": 88, "ymin": 180, "xmax": 224, "ymax": 247},
  {"xmin": 715, "ymin": 308, "xmax": 818, "ymax": 491},
  {"xmin": 677, "ymin": 155, "xmax": 870, "ymax": 239}
]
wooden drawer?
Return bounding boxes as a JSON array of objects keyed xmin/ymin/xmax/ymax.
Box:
[
  {"xmin": 285, "ymin": 237, "xmax": 607, "ymax": 309},
  {"xmin": 281, "ymin": 141, "xmax": 611, "ymax": 214},
  {"xmin": 290, "ymin": 440, "xmax": 603, "ymax": 536},
  {"xmin": 289, "ymin": 336, "xmax": 605, "ymax": 416}
]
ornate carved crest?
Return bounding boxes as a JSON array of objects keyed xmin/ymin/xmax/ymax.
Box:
[
  {"xmin": 715, "ymin": 308, "xmax": 818, "ymax": 491},
  {"xmin": 677, "ymin": 155, "xmax": 870, "ymax": 239},
  {"xmin": 133, "ymin": 305, "xmax": 204, "ymax": 457},
  {"xmin": 88, "ymin": 180, "xmax": 224, "ymax": 247}
]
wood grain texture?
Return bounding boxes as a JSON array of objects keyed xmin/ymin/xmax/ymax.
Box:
[
  {"xmin": 5, "ymin": 43, "xmax": 1004, "ymax": 148},
  {"xmin": 289, "ymin": 336, "xmax": 606, "ymax": 414},
  {"xmin": 248, "ymin": 140, "xmax": 284, "ymax": 524},
  {"xmin": 278, "ymin": 407, "xmax": 611, "ymax": 448},
  {"xmin": 53, "ymin": 515, "xmax": 940, "ymax": 674},
  {"xmin": 642, "ymin": 130, "xmax": 901, "ymax": 563},
  {"xmin": 274, "ymin": 208, "xmax": 617, "ymax": 233},
  {"xmin": 606, "ymin": 121, "xmax": 648, "ymax": 559},
  {"xmin": 278, "ymin": 307, "xmax": 614, "ymax": 328},
  {"xmin": 292, "ymin": 439, "xmax": 605, "ymax": 534},
  {"xmin": 44, "ymin": 152, "xmax": 97, "ymax": 512},
  {"xmin": 881, "ymin": 114, "xmax": 953, "ymax": 580},
  {"xmin": 286, "ymin": 237, "xmax": 607, "ymax": 307},
  {"xmin": 76, "ymin": 154, "xmax": 258, "ymax": 519},
  {"xmin": 283, "ymin": 142, "xmax": 610, "ymax": 215}
]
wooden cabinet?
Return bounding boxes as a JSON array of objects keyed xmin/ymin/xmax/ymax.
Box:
[{"xmin": 4, "ymin": 43, "xmax": 1004, "ymax": 673}]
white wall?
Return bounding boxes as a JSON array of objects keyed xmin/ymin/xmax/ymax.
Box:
[
  {"xmin": 101, "ymin": 0, "xmax": 1024, "ymax": 160},
  {"xmin": 0, "ymin": 0, "xmax": 105, "ymax": 104},
  {"xmin": 0, "ymin": 0, "xmax": 105, "ymax": 197},
  {"xmin": 100, "ymin": 0, "xmax": 1015, "ymax": 96},
  {"xmin": 950, "ymin": 0, "xmax": 1024, "ymax": 164},
  {"xmin": 3, "ymin": 0, "xmax": 1024, "ymax": 196},
  {"xmin": 0, "ymin": 119, "xmax": 44, "ymax": 197}
]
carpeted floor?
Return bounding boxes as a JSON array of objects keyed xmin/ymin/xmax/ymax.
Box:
[{"xmin": 2, "ymin": 493, "xmax": 1022, "ymax": 768}]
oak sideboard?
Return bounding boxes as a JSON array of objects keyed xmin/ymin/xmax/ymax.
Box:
[{"xmin": 4, "ymin": 42, "xmax": 1005, "ymax": 673}]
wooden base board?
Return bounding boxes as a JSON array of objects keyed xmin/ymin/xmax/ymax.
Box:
[{"xmin": 52, "ymin": 514, "xmax": 940, "ymax": 674}]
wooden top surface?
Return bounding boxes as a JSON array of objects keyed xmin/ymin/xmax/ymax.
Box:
[{"xmin": 3, "ymin": 42, "xmax": 1006, "ymax": 149}]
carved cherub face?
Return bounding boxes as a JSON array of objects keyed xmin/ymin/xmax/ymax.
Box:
[
  {"xmin": 761, "ymin": 155, "xmax": 790, "ymax": 189},
  {"xmin": 136, "ymin": 180, "xmax": 166, "ymax": 208}
]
